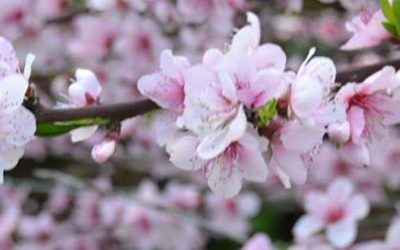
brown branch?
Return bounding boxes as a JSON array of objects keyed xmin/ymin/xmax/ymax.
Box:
[
  {"xmin": 35, "ymin": 58, "xmax": 400, "ymax": 124},
  {"xmin": 36, "ymin": 100, "xmax": 158, "ymax": 123},
  {"xmin": 45, "ymin": 9, "xmax": 90, "ymax": 25}
]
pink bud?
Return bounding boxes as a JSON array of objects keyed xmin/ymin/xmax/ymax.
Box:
[{"xmin": 91, "ymin": 139, "xmax": 117, "ymax": 163}]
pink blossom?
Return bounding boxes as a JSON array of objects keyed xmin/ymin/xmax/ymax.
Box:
[
  {"xmin": 293, "ymin": 178, "xmax": 369, "ymax": 248},
  {"xmin": 179, "ymin": 64, "xmax": 247, "ymax": 160},
  {"xmin": 138, "ymin": 49, "xmax": 189, "ymax": 111},
  {"xmin": 332, "ymin": 66, "xmax": 400, "ymax": 166},
  {"xmin": 216, "ymin": 13, "xmax": 288, "ymax": 109},
  {"xmin": 162, "ymin": 182, "xmax": 202, "ymax": 210},
  {"xmin": 167, "ymin": 128, "xmax": 268, "ymax": 197},
  {"xmin": 0, "ymin": 37, "xmax": 36, "ymax": 181},
  {"xmin": 270, "ymin": 49, "xmax": 343, "ymax": 188},
  {"xmin": 205, "ymin": 192, "xmax": 260, "ymax": 237},
  {"xmin": 68, "ymin": 69, "xmax": 102, "ymax": 143},
  {"xmin": 341, "ymin": 9, "xmax": 392, "ymax": 50},
  {"xmin": 114, "ymin": 15, "xmax": 169, "ymax": 74},
  {"xmin": 68, "ymin": 69, "xmax": 102, "ymax": 107},
  {"xmin": 35, "ymin": 0, "xmax": 71, "ymax": 19}
]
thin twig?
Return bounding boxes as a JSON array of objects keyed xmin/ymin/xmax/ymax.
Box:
[{"xmin": 35, "ymin": 58, "xmax": 400, "ymax": 124}]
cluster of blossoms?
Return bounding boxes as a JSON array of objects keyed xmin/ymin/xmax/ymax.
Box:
[
  {"xmin": 0, "ymin": 179, "xmax": 260, "ymax": 250},
  {"xmin": 138, "ymin": 12, "xmax": 400, "ymax": 197},
  {"xmin": 0, "ymin": 38, "xmax": 35, "ymax": 183}
]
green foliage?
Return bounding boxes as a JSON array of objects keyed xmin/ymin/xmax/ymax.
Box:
[
  {"xmin": 381, "ymin": 0, "xmax": 400, "ymax": 38},
  {"xmin": 36, "ymin": 118, "xmax": 110, "ymax": 137},
  {"xmin": 256, "ymin": 99, "xmax": 278, "ymax": 127}
]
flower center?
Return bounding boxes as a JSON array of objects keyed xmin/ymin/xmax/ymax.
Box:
[{"xmin": 325, "ymin": 207, "xmax": 344, "ymax": 224}]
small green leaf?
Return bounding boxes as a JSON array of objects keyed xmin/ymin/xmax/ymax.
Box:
[
  {"xmin": 381, "ymin": 0, "xmax": 396, "ymax": 24},
  {"xmin": 35, "ymin": 118, "xmax": 110, "ymax": 137},
  {"xmin": 393, "ymin": 0, "xmax": 400, "ymax": 31},
  {"xmin": 256, "ymin": 99, "xmax": 278, "ymax": 127},
  {"xmin": 383, "ymin": 22, "xmax": 399, "ymax": 37}
]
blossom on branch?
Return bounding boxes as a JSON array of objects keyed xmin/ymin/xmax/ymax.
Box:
[{"xmin": 0, "ymin": 37, "xmax": 36, "ymax": 182}]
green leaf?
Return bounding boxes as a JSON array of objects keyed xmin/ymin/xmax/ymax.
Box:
[
  {"xmin": 381, "ymin": 0, "xmax": 396, "ymax": 24},
  {"xmin": 393, "ymin": 0, "xmax": 400, "ymax": 32},
  {"xmin": 256, "ymin": 99, "xmax": 278, "ymax": 127},
  {"xmin": 383, "ymin": 22, "xmax": 399, "ymax": 37},
  {"xmin": 36, "ymin": 118, "xmax": 110, "ymax": 137}
]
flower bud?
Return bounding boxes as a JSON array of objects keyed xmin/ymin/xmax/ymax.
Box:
[{"xmin": 91, "ymin": 139, "xmax": 117, "ymax": 163}]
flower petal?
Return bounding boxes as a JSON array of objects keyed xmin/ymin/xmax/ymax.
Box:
[
  {"xmin": 252, "ymin": 43, "xmax": 286, "ymax": 71},
  {"xmin": 0, "ymin": 107, "xmax": 36, "ymax": 147},
  {"xmin": 280, "ymin": 121, "xmax": 324, "ymax": 152},
  {"xmin": 271, "ymin": 142, "xmax": 307, "ymax": 185},
  {"xmin": 0, "ymin": 74, "xmax": 29, "ymax": 110},
  {"xmin": 293, "ymin": 215, "xmax": 325, "ymax": 240},
  {"xmin": 346, "ymin": 194, "xmax": 369, "ymax": 220},
  {"xmin": 207, "ymin": 159, "xmax": 243, "ymax": 198},
  {"xmin": 167, "ymin": 134, "xmax": 200, "ymax": 171},
  {"xmin": 291, "ymin": 76, "xmax": 323, "ymax": 118},
  {"xmin": 197, "ymin": 106, "xmax": 247, "ymax": 160},
  {"xmin": 339, "ymin": 142, "xmax": 370, "ymax": 167},
  {"xmin": 70, "ymin": 126, "xmax": 98, "ymax": 143},
  {"xmin": 327, "ymin": 221, "xmax": 357, "ymax": 248}
]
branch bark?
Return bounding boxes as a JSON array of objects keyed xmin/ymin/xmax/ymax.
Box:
[{"xmin": 36, "ymin": 58, "xmax": 400, "ymax": 124}]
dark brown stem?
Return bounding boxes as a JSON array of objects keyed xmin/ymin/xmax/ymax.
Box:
[
  {"xmin": 45, "ymin": 9, "xmax": 89, "ymax": 25},
  {"xmin": 35, "ymin": 58, "xmax": 400, "ymax": 124},
  {"xmin": 37, "ymin": 100, "xmax": 158, "ymax": 123}
]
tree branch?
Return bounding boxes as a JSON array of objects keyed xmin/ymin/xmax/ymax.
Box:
[{"xmin": 36, "ymin": 58, "xmax": 400, "ymax": 124}]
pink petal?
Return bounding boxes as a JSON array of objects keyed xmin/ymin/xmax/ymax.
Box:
[
  {"xmin": 160, "ymin": 49, "xmax": 189, "ymax": 80},
  {"xmin": 271, "ymin": 142, "xmax": 307, "ymax": 185},
  {"xmin": 291, "ymin": 76, "xmax": 323, "ymax": 118},
  {"xmin": 339, "ymin": 142, "xmax": 370, "ymax": 167},
  {"xmin": 0, "ymin": 146, "xmax": 24, "ymax": 171},
  {"xmin": 280, "ymin": 121, "xmax": 324, "ymax": 152},
  {"xmin": 70, "ymin": 126, "xmax": 98, "ymax": 143},
  {"xmin": 138, "ymin": 72, "xmax": 183, "ymax": 110},
  {"xmin": 301, "ymin": 56, "xmax": 336, "ymax": 88},
  {"xmin": 239, "ymin": 144, "xmax": 268, "ymax": 183},
  {"xmin": 203, "ymin": 48, "xmax": 223, "ymax": 66},
  {"xmin": 293, "ymin": 215, "xmax": 325, "ymax": 240},
  {"xmin": 197, "ymin": 106, "xmax": 247, "ymax": 160},
  {"xmin": 304, "ymin": 191, "xmax": 330, "ymax": 217},
  {"xmin": 252, "ymin": 43, "xmax": 286, "ymax": 71},
  {"xmin": 206, "ymin": 159, "xmax": 243, "ymax": 198},
  {"xmin": 250, "ymin": 68, "xmax": 287, "ymax": 109},
  {"xmin": 0, "ymin": 37, "xmax": 19, "ymax": 80},
  {"xmin": 327, "ymin": 221, "xmax": 357, "ymax": 248},
  {"xmin": 75, "ymin": 69, "xmax": 102, "ymax": 99},
  {"xmin": 68, "ymin": 83, "xmax": 86, "ymax": 105},
  {"xmin": 230, "ymin": 12, "xmax": 260, "ymax": 54},
  {"xmin": 348, "ymin": 105, "xmax": 365, "ymax": 144},
  {"xmin": 166, "ymin": 134, "xmax": 199, "ymax": 171},
  {"xmin": 346, "ymin": 194, "xmax": 369, "ymax": 220},
  {"xmin": 327, "ymin": 178, "xmax": 354, "ymax": 205},
  {"xmin": 0, "ymin": 74, "xmax": 29, "ymax": 110},
  {"xmin": 0, "ymin": 107, "xmax": 36, "ymax": 147}
]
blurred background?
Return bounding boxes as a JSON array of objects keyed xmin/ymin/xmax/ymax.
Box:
[{"xmin": 1, "ymin": 0, "xmax": 400, "ymax": 249}]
